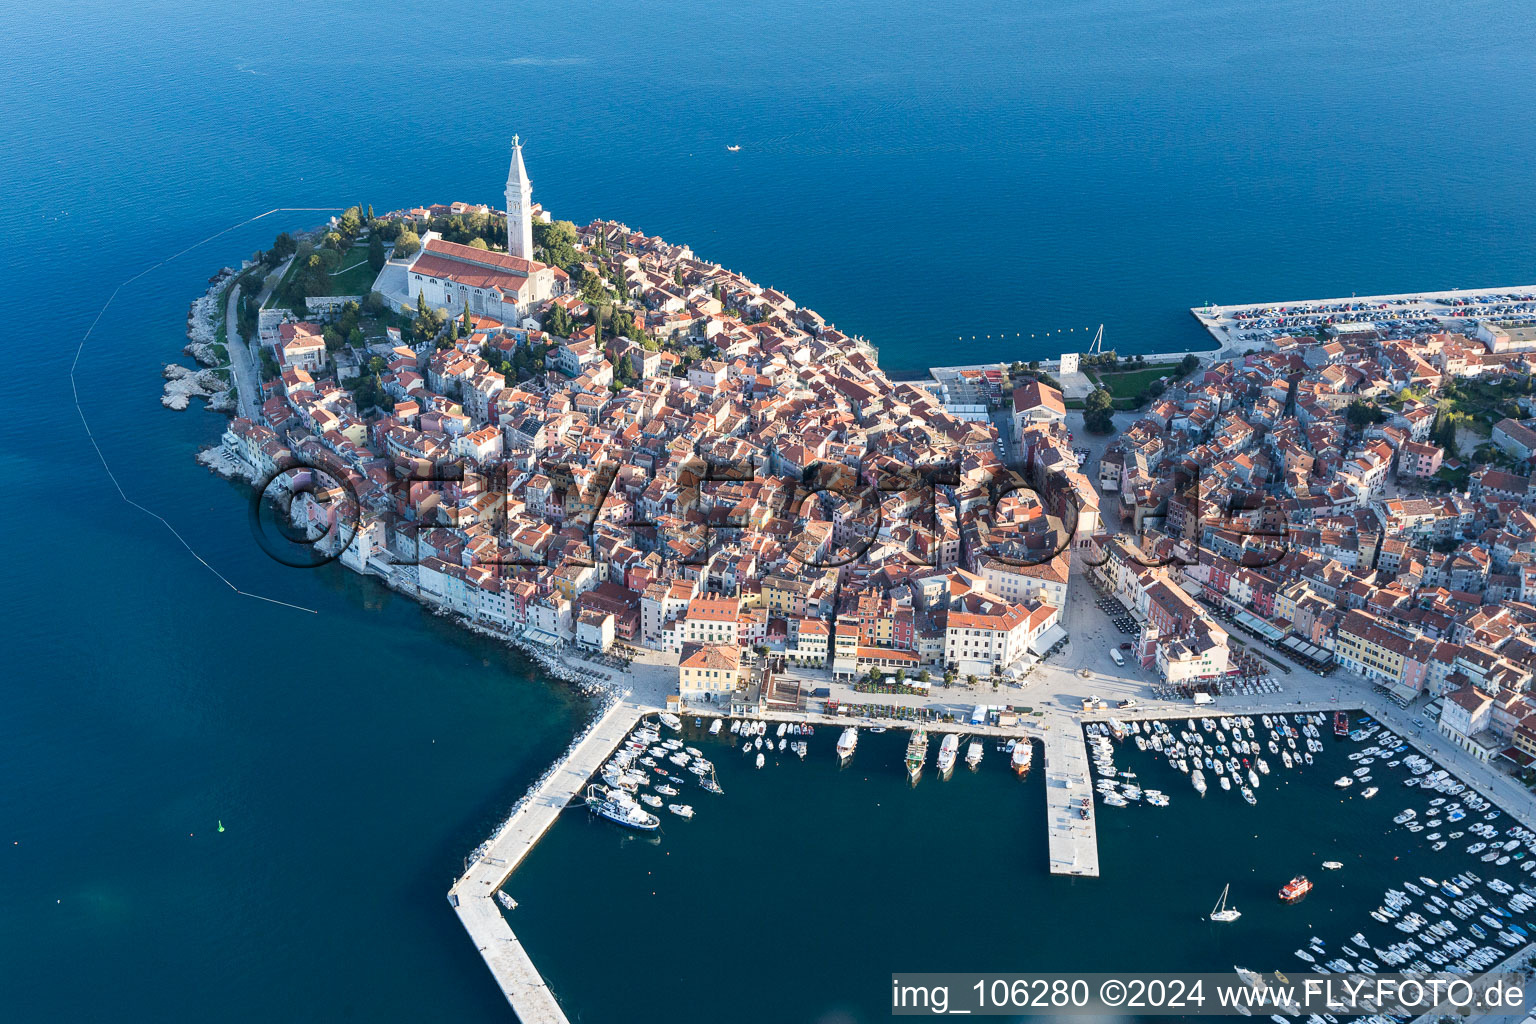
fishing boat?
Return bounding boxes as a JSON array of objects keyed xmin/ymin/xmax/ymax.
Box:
[
  {"xmin": 1010, "ymin": 739, "xmax": 1032, "ymax": 776},
  {"xmin": 726, "ymin": 144, "xmax": 741, "ymax": 151},
  {"xmin": 1334, "ymin": 711, "xmax": 1349, "ymax": 737},
  {"xmin": 836, "ymin": 726, "xmax": 858, "ymax": 764},
  {"xmin": 667, "ymin": 803, "xmax": 695, "ymax": 819},
  {"xmin": 966, "ymin": 739, "xmax": 983, "ymax": 769},
  {"xmin": 1210, "ymin": 884, "xmax": 1242, "ymax": 922},
  {"xmin": 1334, "ymin": 776, "xmax": 1354, "ymax": 788},
  {"xmin": 708, "ymin": 719, "xmax": 722, "ymax": 735},
  {"xmin": 755, "ymin": 752, "xmax": 765, "ymax": 769},
  {"xmin": 496, "ymin": 891, "xmax": 517, "ymax": 911},
  {"xmin": 699, "ymin": 773, "xmax": 723, "ymax": 795},
  {"xmin": 1362, "ymin": 786, "xmax": 1378, "ymax": 799},
  {"xmin": 1321, "ymin": 861, "xmax": 1343, "ymax": 870},
  {"xmin": 906, "ymin": 729, "xmax": 929, "ymax": 782},
  {"xmin": 1191, "ymin": 768, "xmax": 1207, "ymax": 796},
  {"xmin": 1279, "ymin": 875, "xmax": 1313, "ymax": 903},
  {"xmin": 659, "ymin": 712, "xmax": 682, "ymax": 731}
]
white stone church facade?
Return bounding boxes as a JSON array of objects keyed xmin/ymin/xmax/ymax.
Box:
[{"xmin": 375, "ymin": 136, "xmax": 566, "ymax": 323}]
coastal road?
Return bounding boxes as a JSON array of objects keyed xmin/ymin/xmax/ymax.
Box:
[{"xmin": 225, "ymin": 283, "xmax": 260, "ymax": 422}]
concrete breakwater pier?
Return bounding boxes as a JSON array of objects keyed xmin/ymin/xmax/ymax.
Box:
[
  {"xmin": 449, "ymin": 699, "xmax": 647, "ymax": 1023},
  {"xmin": 1043, "ymin": 712, "xmax": 1099, "ymax": 877}
]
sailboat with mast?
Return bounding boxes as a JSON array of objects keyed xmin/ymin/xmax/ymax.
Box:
[{"xmin": 1210, "ymin": 884, "xmax": 1241, "ymax": 922}]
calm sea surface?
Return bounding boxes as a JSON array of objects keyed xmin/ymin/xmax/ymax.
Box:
[{"xmin": 3, "ymin": 0, "xmax": 1535, "ymax": 1020}]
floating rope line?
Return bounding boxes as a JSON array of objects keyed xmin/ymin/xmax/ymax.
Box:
[
  {"xmin": 956, "ymin": 326, "xmax": 1098, "ymax": 342},
  {"xmin": 70, "ymin": 207, "xmax": 346, "ymax": 615}
]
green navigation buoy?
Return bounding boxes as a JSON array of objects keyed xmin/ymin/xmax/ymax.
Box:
[{"xmin": 217, "ymin": 820, "xmax": 225, "ymax": 833}]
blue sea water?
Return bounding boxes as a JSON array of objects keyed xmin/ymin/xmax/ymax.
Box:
[{"xmin": 2, "ymin": 0, "xmax": 1535, "ymax": 1020}]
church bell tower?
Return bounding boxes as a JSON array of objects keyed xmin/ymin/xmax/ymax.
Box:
[{"xmin": 505, "ymin": 135, "xmax": 534, "ymax": 261}]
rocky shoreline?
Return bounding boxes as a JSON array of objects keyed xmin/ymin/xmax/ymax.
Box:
[
  {"xmin": 164, "ymin": 270, "xmax": 239, "ymax": 411},
  {"xmin": 196, "ymin": 444, "xmax": 260, "ymax": 484},
  {"xmin": 163, "ymin": 363, "xmax": 235, "ymax": 411}
]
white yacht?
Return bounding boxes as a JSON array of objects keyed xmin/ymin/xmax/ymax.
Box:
[
  {"xmin": 966, "ymin": 739, "xmax": 984, "ymax": 769},
  {"xmin": 937, "ymin": 734, "xmax": 960, "ymax": 778},
  {"xmin": 586, "ymin": 784, "xmax": 660, "ymax": 831},
  {"xmin": 836, "ymin": 726, "xmax": 858, "ymax": 764}
]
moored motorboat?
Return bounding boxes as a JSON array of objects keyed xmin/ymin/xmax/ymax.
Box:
[
  {"xmin": 837, "ymin": 726, "xmax": 858, "ymax": 764},
  {"xmin": 937, "ymin": 734, "xmax": 959, "ymax": 779}
]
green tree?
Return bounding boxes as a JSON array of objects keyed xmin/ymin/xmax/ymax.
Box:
[
  {"xmin": 1346, "ymin": 399, "xmax": 1386, "ymax": 430},
  {"xmin": 269, "ymin": 232, "xmax": 298, "ymax": 262},
  {"xmin": 578, "ymin": 267, "xmax": 607, "ymax": 304},
  {"xmin": 532, "ymin": 219, "xmax": 579, "ymax": 269},
  {"xmin": 1179, "ymin": 353, "xmax": 1200, "ymax": 375},
  {"xmin": 545, "ymin": 304, "xmax": 575, "ymax": 338},
  {"xmin": 368, "ymin": 234, "xmax": 386, "ymax": 272},
  {"xmin": 394, "ymin": 230, "xmax": 421, "ymax": 258},
  {"xmin": 1084, "ymin": 387, "xmax": 1115, "ymax": 433},
  {"xmin": 468, "ymin": 237, "xmax": 489, "ymax": 250}
]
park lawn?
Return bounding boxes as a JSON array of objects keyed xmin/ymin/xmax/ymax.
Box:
[
  {"xmin": 1085, "ymin": 362, "xmax": 1182, "ymax": 401},
  {"xmin": 328, "ymin": 246, "xmax": 381, "ymax": 295}
]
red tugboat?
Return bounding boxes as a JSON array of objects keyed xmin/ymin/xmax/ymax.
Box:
[
  {"xmin": 1279, "ymin": 875, "xmax": 1313, "ymax": 903},
  {"xmin": 1334, "ymin": 711, "xmax": 1349, "ymax": 737}
]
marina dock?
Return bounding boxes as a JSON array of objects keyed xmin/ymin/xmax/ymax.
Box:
[
  {"xmin": 1043, "ymin": 713, "xmax": 1099, "ymax": 877},
  {"xmin": 448, "ymin": 699, "xmax": 648, "ymax": 1022},
  {"xmin": 1190, "ymin": 283, "xmax": 1536, "ymax": 353}
]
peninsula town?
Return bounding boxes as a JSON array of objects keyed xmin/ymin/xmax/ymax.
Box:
[{"xmin": 181, "ymin": 140, "xmax": 1536, "ymax": 782}]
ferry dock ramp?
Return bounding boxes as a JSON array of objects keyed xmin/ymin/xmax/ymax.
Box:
[{"xmin": 448, "ymin": 697, "xmax": 649, "ymax": 1023}]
